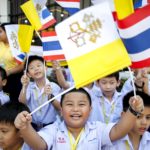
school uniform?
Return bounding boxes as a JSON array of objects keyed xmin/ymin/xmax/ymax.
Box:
[
  {"xmin": 38, "ymin": 121, "xmax": 115, "ymax": 150},
  {"xmin": 102, "ymin": 131, "xmax": 150, "ymax": 150},
  {"xmin": 26, "ymin": 79, "xmax": 61, "ymax": 129},
  {"xmin": 0, "ymin": 90, "xmax": 10, "ymax": 105},
  {"xmin": 89, "ymin": 91, "xmax": 123, "ymax": 123}
]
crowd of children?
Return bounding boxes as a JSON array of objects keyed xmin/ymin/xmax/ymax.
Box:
[
  {"xmin": 0, "ymin": 17, "xmax": 150, "ymax": 150},
  {"xmin": 0, "ymin": 52, "xmax": 149, "ymax": 150}
]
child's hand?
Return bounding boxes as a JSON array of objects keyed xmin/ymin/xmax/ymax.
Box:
[
  {"xmin": 21, "ymin": 74, "xmax": 30, "ymax": 87},
  {"xmin": 44, "ymin": 84, "xmax": 52, "ymax": 95},
  {"xmin": 14, "ymin": 111, "xmax": 32, "ymax": 130},
  {"xmin": 129, "ymin": 95, "xmax": 144, "ymax": 113}
]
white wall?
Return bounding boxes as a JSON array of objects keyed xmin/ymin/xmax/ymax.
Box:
[{"xmin": 0, "ymin": 0, "xmax": 10, "ymax": 23}]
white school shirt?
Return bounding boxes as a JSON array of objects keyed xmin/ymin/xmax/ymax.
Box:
[
  {"xmin": 26, "ymin": 79, "xmax": 61, "ymax": 125},
  {"xmin": 102, "ymin": 131, "xmax": 150, "ymax": 150},
  {"xmin": 89, "ymin": 91, "xmax": 123, "ymax": 123},
  {"xmin": 0, "ymin": 90, "xmax": 10, "ymax": 105},
  {"xmin": 38, "ymin": 121, "xmax": 114, "ymax": 150}
]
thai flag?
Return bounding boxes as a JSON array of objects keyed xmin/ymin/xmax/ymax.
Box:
[
  {"xmin": 134, "ymin": 0, "xmax": 150, "ymax": 9},
  {"xmin": 42, "ymin": 31, "xmax": 65, "ymax": 61},
  {"xmin": 15, "ymin": 54, "xmax": 26, "ymax": 64},
  {"xmin": 55, "ymin": 0, "xmax": 80, "ymax": 15},
  {"xmin": 117, "ymin": 4, "xmax": 150, "ymax": 68},
  {"xmin": 39, "ymin": 6, "xmax": 56, "ymax": 30}
]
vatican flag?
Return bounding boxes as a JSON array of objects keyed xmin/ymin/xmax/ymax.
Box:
[{"xmin": 55, "ymin": 1, "xmax": 131, "ymax": 88}]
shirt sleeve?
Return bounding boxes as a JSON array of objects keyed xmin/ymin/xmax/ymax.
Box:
[
  {"xmin": 100, "ymin": 123, "xmax": 115, "ymax": 146},
  {"xmin": 38, "ymin": 124, "xmax": 56, "ymax": 150}
]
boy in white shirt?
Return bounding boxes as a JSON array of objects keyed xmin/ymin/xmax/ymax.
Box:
[
  {"xmin": 0, "ymin": 66, "xmax": 9, "ymax": 105},
  {"xmin": 15, "ymin": 88, "xmax": 144, "ymax": 150},
  {"xmin": 102, "ymin": 90, "xmax": 150, "ymax": 150},
  {"xmin": 19, "ymin": 55, "xmax": 61, "ymax": 131},
  {"xmin": 89, "ymin": 72, "xmax": 123, "ymax": 123}
]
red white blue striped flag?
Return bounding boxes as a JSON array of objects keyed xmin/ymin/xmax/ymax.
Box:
[
  {"xmin": 55, "ymin": 0, "xmax": 80, "ymax": 15},
  {"xmin": 40, "ymin": 6, "xmax": 56, "ymax": 30},
  {"xmin": 41, "ymin": 31, "xmax": 65, "ymax": 61},
  {"xmin": 21, "ymin": 0, "xmax": 56, "ymax": 31},
  {"xmin": 117, "ymin": 4, "xmax": 150, "ymax": 68}
]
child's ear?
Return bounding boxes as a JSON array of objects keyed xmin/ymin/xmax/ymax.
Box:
[
  {"xmin": 2, "ymin": 79, "xmax": 7, "ymax": 86},
  {"xmin": 117, "ymin": 80, "xmax": 121, "ymax": 87}
]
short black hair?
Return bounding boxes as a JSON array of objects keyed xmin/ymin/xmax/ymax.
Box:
[
  {"xmin": 105, "ymin": 71, "xmax": 120, "ymax": 81},
  {"xmin": 60, "ymin": 88, "xmax": 92, "ymax": 106},
  {"xmin": 123, "ymin": 91, "xmax": 150, "ymax": 112},
  {"xmin": 0, "ymin": 23, "xmax": 12, "ymax": 31},
  {"xmin": 26, "ymin": 55, "xmax": 44, "ymax": 72},
  {"xmin": 0, "ymin": 66, "xmax": 7, "ymax": 80},
  {"xmin": 0, "ymin": 101, "xmax": 30, "ymax": 124},
  {"xmin": 97, "ymin": 71, "xmax": 120, "ymax": 82}
]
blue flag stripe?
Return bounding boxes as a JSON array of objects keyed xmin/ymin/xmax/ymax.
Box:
[
  {"xmin": 65, "ymin": 8, "xmax": 79, "ymax": 15},
  {"xmin": 42, "ymin": 8, "xmax": 51, "ymax": 19},
  {"xmin": 43, "ymin": 41, "xmax": 62, "ymax": 51},
  {"xmin": 122, "ymin": 28, "xmax": 150, "ymax": 54},
  {"xmin": 134, "ymin": 0, "xmax": 142, "ymax": 9}
]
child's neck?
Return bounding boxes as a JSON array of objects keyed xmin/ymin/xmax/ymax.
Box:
[
  {"xmin": 35, "ymin": 78, "xmax": 46, "ymax": 89},
  {"xmin": 67, "ymin": 127, "xmax": 83, "ymax": 140},
  {"xmin": 128, "ymin": 131, "xmax": 141, "ymax": 150},
  {"xmin": 103, "ymin": 93, "xmax": 114, "ymax": 102},
  {"xmin": 4, "ymin": 140, "xmax": 23, "ymax": 150}
]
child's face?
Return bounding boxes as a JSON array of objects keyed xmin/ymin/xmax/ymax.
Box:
[
  {"xmin": 97, "ymin": 77, "xmax": 120, "ymax": 98},
  {"xmin": 0, "ymin": 76, "xmax": 6, "ymax": 90},
  {"xmin": 61, "ymin": 92, "xmax": 91, "ymax": 129},
  {"xmin": 27, "ymin": 60, "xmax": 45, "ymax": 80},
  {"xmin": 0, "ymin": 123, "xmax": 22, "ymax": 149},
  {"xmin": 131, "ymin": 107, "xmax": 150, "ymax": 136}
]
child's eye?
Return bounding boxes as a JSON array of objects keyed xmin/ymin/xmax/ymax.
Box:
[
  {"xmin": 146, "ymin": 116, "xmax": 150, "ymax": 120},
  {"xmin": 79, "ymin": 103, "xmax": 85, "ymax": 106},
  {"xmin": 2, "ymin": 130, "xmax": 8, "ymax": 133},
  {"xmin": 137, "ymin": 115, "xmax": 142, "ymax": 119},
  {"xmin": 66, "ymin": 103, "xmax": 73, "ymax": 106}
]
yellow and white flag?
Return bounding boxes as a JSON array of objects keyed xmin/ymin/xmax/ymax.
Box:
[
  {"xmin": 5, "ymin": 24, "xmax": 33, "ymax": 63},
  {"xmin": 55, "ymin": 1, "xmax": 131, "ymax": 88}
]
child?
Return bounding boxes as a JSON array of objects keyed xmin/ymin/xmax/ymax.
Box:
[
  {"xmin": 89, "ymin": 72, "xmax": 123, "ymax": 123},
  {"xmin": 102, "ymin": 91, "xmax": 150, "ymax": 150},
  {"xmin": 0, "ymin": 101, "xmax": 30, "ymax": 150},
  {"xmin": 0, "ymin": 66, "xmax": 9, "ymax": 105},
  {"xmin": 14, "ymin": 88, "xmax": 144, "ymax": 150},
  {"xmin": 19, "ymin": 55, "xmax": 61, "ymax": 131},
  {"xmin": 121, "ymin": 68, "xmax": 150, "ymax": 96}
]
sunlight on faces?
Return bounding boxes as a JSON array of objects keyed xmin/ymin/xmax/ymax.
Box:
[
  {"xmin": 0, "ymin": 123, "xmax": 22, "ymax": 149},
  {"xmin": 61, "ymin": 92, "xmax": 92, "ymax": 129}
]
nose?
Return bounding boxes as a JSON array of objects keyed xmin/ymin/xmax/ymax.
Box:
[
  {"xmin": 141, "ymin": 117, "xmax": 147, "ymax": 125},
  {"xmin": 72, "ymin": 105, "xmax": 79, "ymax": 111}
]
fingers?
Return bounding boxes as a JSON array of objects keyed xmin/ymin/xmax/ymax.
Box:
[
  {"xmin": 14, "ymin": 111, "xmax": 32, "ymax": 130},
  {"xmin": 44, "ymin": 84, "xmax": 52, "ymax": 95},
  {"xmin": 129, "ymin": 95, "xmax": 144, "ymax": 113}
]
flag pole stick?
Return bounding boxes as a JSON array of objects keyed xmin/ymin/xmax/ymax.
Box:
[
  {"xmin": 23, "ymin": 53, "xmax": 29, "ymax": 93},
  {"xmin": 128, "ymin": 67, "xmax": 136, "ymax": 97},
  {"xmin": 30, "ymin": 85, "xmax": 75, "ymax": 115},
  {"xmin": 35, "ymin": 30, "xmax": 42, "ymax": 41}
]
